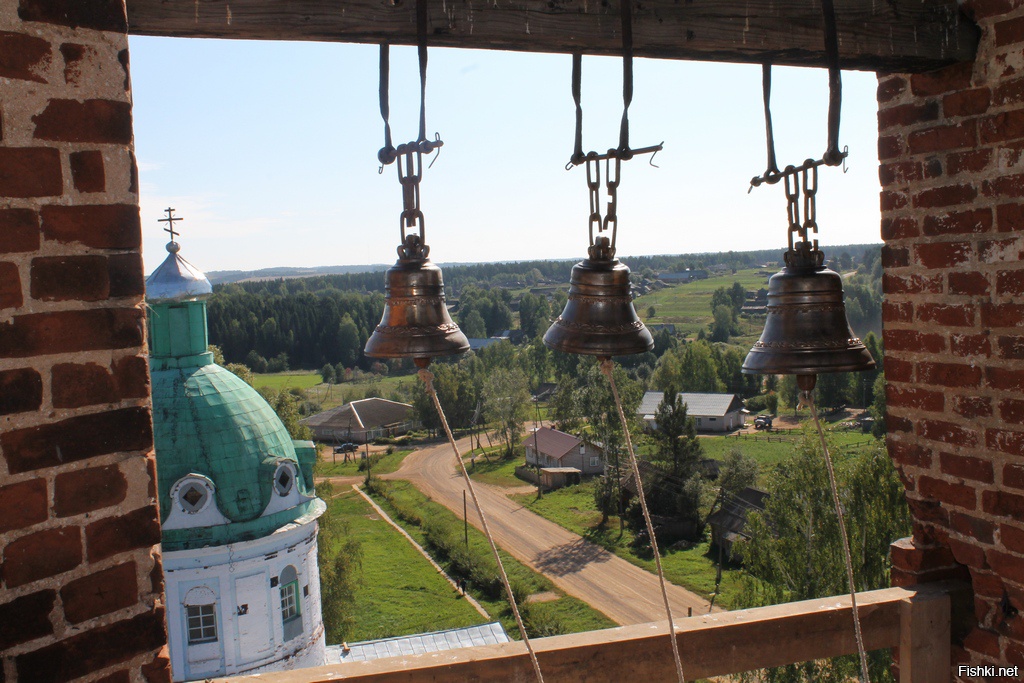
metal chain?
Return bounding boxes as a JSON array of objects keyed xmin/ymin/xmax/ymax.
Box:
[
  {"xmin": 586, "ymin": 154, "xmax": 602, "ymax": 246},
  {"xmin": 603, "ymin": 156, "xmax": 621, "ymax": 249},
  {"xmin": 802, "ymin": 164, "xmax": 819, "ymax": 248},
  {"xmin": 784, "ymin": 168, "xmax": 801, "ymax": 253},
  {"xmin": 397, "ymin": 148, "xmax": 426, "ymax": 253}
]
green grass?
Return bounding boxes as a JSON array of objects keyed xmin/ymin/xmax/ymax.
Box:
[
  {"xmin": 308, "ymin": 373, "xmax": 417, "ymax": 410},
  {"xmin": 322, "ymin": 489, "xmax": 485, "ymax": 642},
  {"xmin": 370, "ymin": 480, "xmax": 617, "ymax": 636},
  {"xmin": 633, "ymin": 268, "xmax": 771, "ymax": 338},
  {"xmin": 514, "ymin": 481, "xmax": 744, "ymax": 610},
  {"xmin": 253, "ymin": 371, "xmax": 324, "ymax": 391},
  {"xmin": 700, "ymin": 429, "xmax": 879, "ymax": 475},
  {"xmin": 317, "ymin": 448, "xmax": 413, "ymax": 477},
  {"xmin": 467, "ymin": 450, "xmax": 529, "ymax": 488}
]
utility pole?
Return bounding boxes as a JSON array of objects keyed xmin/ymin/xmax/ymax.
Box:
[
  {"xmin": 533, "ymin": 398, "xmax": 543, "ymax": 499},
  {"xmin": 364, "ymin": 441, "xmax": 371, "ymax": 486},
  {"xmin": 463, "ymin": 490, "xmax": 469, "ymax": 549}
]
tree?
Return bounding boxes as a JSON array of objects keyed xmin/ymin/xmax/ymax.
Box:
[
  {"xmin": 208, "ymin": 344, "xmax": 226, "ymax": 364},
  {"xmin": 651, "ymin": 389, "xmax": 703, "ymax": 479},
  {"xmin": 710, "ymin": 305, "xmax": 735, "ymax": 342},
  {"xmin": 320, "ymin": 363, "xmax": 337, "ymax": 384},
  {"xmin": 337, "ymin": 314, "xmax": 362, "ymax": 367},
  {"xmin": 245, "ymin": 350, "xmax": 268, "ymax": 373},
  {"xmin": 765, "ymin": 391, "xmax": 779, "ymax": 415},
  {"xmin": 779, "ymin": 374, "xmax": 800, "ymax": 415},
  {"xmin": 482, "ymin": 367, "xmax": 532, "ymax": 457},
  {"xmin": 315, "ymin": 472, "xmax": 363, "ymax": 643},
  {"xmin": 258, "ymin": 387, "xmax": 312, "ymax": 439},
  {"xmin": 815, "ymin": 371, "xmax": 851, "ymax": 409},
  {"xmin": 646, "ymin": 305, "xmax": 656, "ymax": 319},
  {"xmin": 869, "ymin": 373, "xmax": 886, "ymax": 437},
  {"xmin": 461, "ymin": 309, "xmax": 487, "ymax": 338},
  {"xmin": 652, "ymin": 341, "xmax": 724, "ymax": 393},
  {"xmin": 518, "ymin": 293, "xmax": 551, "ymax": 339},
  {"xmin": 225, "ymin": 363, "xmax": 255, "ymax": 386}
]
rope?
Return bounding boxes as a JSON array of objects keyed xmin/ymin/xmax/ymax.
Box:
[
  {"xmin": 807, "ymin": 391, "xmax": 870, "ymax": 682},
  {"xmin": 599, "ymin": 359, "xmax": 686, "ymax": 683},
  {"xmin": 419, "ymin": 368, "xmax": 545, "ymax": 683}
]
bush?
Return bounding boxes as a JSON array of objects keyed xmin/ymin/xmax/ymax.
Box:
[{"xmin": 745, "ymin": 394, "xmax": 768, "ymax": 412}]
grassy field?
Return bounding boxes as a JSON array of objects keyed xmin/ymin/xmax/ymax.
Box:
[
  {"xmin": 514, "ymin": 481, "xmax": 743, "ymax": 610},
  {"xmin": 253, "ymin": 371, "xmax": 324, "ymax": 391},
  {"xmin": 371, "ymin": 480, "xmax": 617, "ymax": 637},
  {"xmin": 308, "ymin": 373, "xmax": 417, "ymax": 410},
  {"xmin": 700, "ymin": 429, "xmax": 880, "ymax": 473},
  {"xmin": 322, "ymin": 488, "xmax": 486, "ymax": 642},
  {"xmin": 317, "ymin": 447, "xmax": 413, "ymax": 477},
  {"xmin": 467, "ymin": 450, "xmax": 528, "ymax": 488}
]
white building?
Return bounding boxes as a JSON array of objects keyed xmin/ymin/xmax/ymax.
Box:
[{"xmin": 638, "ymin": 391, "xmax": 748, "ymax": 432}]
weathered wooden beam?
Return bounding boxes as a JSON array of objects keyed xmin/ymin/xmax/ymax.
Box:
[
  {"xmin": 218, "ymin": 583, "xmax": 961, "ymax": 682},
  {"xmin": 125, "ymin": 0, "xmax": 978, "ymax": 73}
]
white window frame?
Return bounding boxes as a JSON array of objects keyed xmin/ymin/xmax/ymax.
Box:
[
  {"xmin": 186, "ymin": 603, "xmax": 218, "ymax": 644},
  {"xmin": 280, "ymin": 580, "xmax": 300, "ymax": 623}
]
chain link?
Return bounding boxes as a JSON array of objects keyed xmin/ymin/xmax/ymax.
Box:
[
  {"xmin": 802, "ymin": 164, "xmax": 819, "ymax": 247},
  {"xmin": 586, "ymin": 155, "xmax": 602, "ymax": 246},
  {"xmin": 602, "ymin": 156, "xmax": 621, "ymax": 249},
  {"xmin": 784, "ymin": 168, "xmax": 801, "ymax": 253},
  {"xmin": 397, "ymin": 147, "xmax": 426, "ymax": 253}
]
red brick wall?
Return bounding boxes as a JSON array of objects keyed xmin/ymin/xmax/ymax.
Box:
[
  {"xmin": 0, "ymin": 2, "xmax": 168, "ymax": 681},
  {"xmin": 881, "ymin": 0, "xmax": 1024, "ymax": 674}
]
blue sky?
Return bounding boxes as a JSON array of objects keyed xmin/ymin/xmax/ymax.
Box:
[{"xmin": 129, "ymin": 37, "xmax": 882, "ymax": 273}]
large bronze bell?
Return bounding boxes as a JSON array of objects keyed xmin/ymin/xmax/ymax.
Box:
[
  {"xmin": 742, "ymin": 243, "xmax": 875, "ymax": 382},
  {"xmin": 364, "ymin": 235, "xmax": 469, "ymax": 361},
  {"xmin": 543, "ymin": 237, "xmax": 654, "ymax": 357}
]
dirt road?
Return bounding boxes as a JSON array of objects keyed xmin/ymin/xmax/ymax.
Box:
[{"xmin": 385, "ymin": 436, "xmax": 716, "ymax": 626}]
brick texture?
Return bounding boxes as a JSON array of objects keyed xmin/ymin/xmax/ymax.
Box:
[
  {"xmin": 0, "ymin": 10, "xmax": 165, "ymax": 681},
  {"xmin": 881, "ymin": 4, "xmax": 1024, "ymax": 676}
]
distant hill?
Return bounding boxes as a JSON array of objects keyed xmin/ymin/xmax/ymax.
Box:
[{"xmin": 206, "ymin": 264, "xmax": 391, "ymax": 286}]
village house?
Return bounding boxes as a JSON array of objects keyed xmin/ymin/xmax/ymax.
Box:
[
  {"xmin": 301, "ymin": 398, "xmax": 415, "ymax": 443},
  {"xmin": 522, "ymin": 426, "xmax": 606, "ymax": 476},
  {"xmin": 638, "ymin": 391, "xmax": 747, "ymax": 432},
  {"xmin": 707, "ymin": 487, "xmax": 770, "ymax": 562}
]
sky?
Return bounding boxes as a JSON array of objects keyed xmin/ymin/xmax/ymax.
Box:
[{"xmin": 129, "ymin": 37, "xmax": 883, "ymax": 274}]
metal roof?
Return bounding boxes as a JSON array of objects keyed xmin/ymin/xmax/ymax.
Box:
[
  {"xmin": 638, "ymin": 391, "xmax": 745, "ymax": 419},
  {"xmin": 145, "ymin": 242, "xmax": 213, "ymax": 303},
  {"xmin": 519, "ymin": 426, "xmax": 581, "ymax": 459},
  {"xmin": 302, "ymin": 398, "xmax": 412, "ymax": 431},
  {"xmin": 325, "ymin": 622, "xmax": 510, "ymax": 664}
]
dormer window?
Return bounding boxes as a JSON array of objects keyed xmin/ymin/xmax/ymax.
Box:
[
  {"xmin": 171, "ymin": 475, "xmax": 216, "ymax": 515},
  {"xmin": 274, "ymin": 462, "xmax": 296, "ymax": 496}
]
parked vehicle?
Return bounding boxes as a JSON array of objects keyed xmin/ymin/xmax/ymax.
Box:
[
  {"xmin": 334, "ymin": 442, "xmax": 358, "ymax": 454},
  {"xmin": 753, "ymin": 415, "xmax": 773, "ymax": 430}
]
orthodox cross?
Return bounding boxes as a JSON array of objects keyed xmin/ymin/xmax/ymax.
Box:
[{"xmin": 158, "ymin": 207, "xmax": 183, "ymax": 241}]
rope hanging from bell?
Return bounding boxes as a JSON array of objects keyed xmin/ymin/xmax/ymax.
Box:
[{"xmin": 364, "ymin": 0, "xmax": 468, "ymax": 364}]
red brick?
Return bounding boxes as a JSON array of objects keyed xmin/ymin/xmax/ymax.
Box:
[
  {"xmin": 951, "ymin": 511, "xmax": 996, "ymax": 544},
  {"xmin": 948, "ymin": 271, "xmax": 990, "ymax": 295},
  {"xmin": 987, "ymin": 428, "xmax": 1024, "ymax": 457},
  {"xmin": 908, "ymin": 123, "xmax": 977, "ymax": 154},
  {"xmin": 882, "ymin": 301, "xmax": 913, "ymax": 324},
  {"xmin": 877, "ymin": 76, "xmax": 906, "ymax": 103},
  {"xmin": 983, "ymin": 173, "xmax": 1024, "ymax": 198},
  {"xmin": 889, "ymin": 440, "xmax": 932, "ymax": 468},
  {"xmin": 60, "ymin": 43, "xmax": 86, "ymax": 85},
  {"xmin": 1002, "ymin": 524, "xmax": 1024, "ymax": 555},
  {"xmin": 994, "ymin": 75, "xmax": 1024, "ymax": 105},
  {"xmin": 53, "ymin": 464, "xmax": 128, "ymax": 517},
  {"xmin": 51, "ymin": 362, "xmax": 117, "ymax": 408},
  {"xmin": 997, "ymin": 269, "xmax": 1024, "ymax": 296},
  {"xmin": 2, "ymin": 527, "xmax": 82, "ymax": 587},
  {"xmin": 890, "ymin": 537, "xmax": 957, "ymax": 573},
  {"xmin": 32, "ymin": 99, "xmax": 131, "ymax": 144},
  {"xmin": 888, "ymin": 385, "xmax": 944, "ymax": 412},
  {"xmin": 14, "ymin": 608, "xmax": 166, "ymax": 683},
  {"xmin": 1001, "ymin": 398, "xmax": 1024, "ymax": 424},
  {"xmin": 982, "ymin": 303, "xmax": 1024, "ymax": 328},
  {"xmin": 910, "ymin": 63, "xmax": 973, "ymax": 96},
  {"xmin": 944, "ymin": 88, "xmax": 991, "ymax": 117},
  {"xmin": 96, "ymin": 671, "xmax": 131, "ymax": 683},
  {"xmin": 923, "ymin": 156, "xmax": 944, "ymax": 179},
  {"xmin": 917, "ymin": 361, "xmax": 983, "ymax": 388},
  {"xmin": 922, "ymin": 209, "xmax": 992, "ymax": 236},
  {"xmin": 0, "ymin": 148, "xmax": 62, "ymax": 198},
  {"xmin": 912, "ymin": 183, "xmax": 978, "ymax": 209},
  {"xmin": 0, "ymin": 478, "xmax": 47, "ymax": 534},
  {"xmin": 0, "ymin": 590, "xmax": 55, "ymax": 649},
  {"xmin": 880, "ymin": 189, "xmax": 909, "ymax": 211},
  {"xmin": 919, "ymin": 419, "xmax": 979, "ymax": 448},
  {"xmin": 948, "ymin": 536, "xmax": 988, "ymax": 567},
  {"xmin": 0, "ymin": 261, "xmax": 22, "ymax": 309},
  {"xmin": 142, "ymin": 646, "xmax": 171, "ymax": 683},
  {"xmin": 85, "ymin": 505, "xmax": 161, "ymax": 562},
  {"xmin": 1007, "ymin": 464, "xmax": 1024, "ymax": 491},
  {"xmin": 879, "ymin": 102, "xmax": 939, "ymax": 130},
  {"xmin": 0, "ymin": 30, "xmax": 50, "ymax": 83},
  {"xmin": 69, "ymin": 150, "xmax": 105, "ymax": 193},
  {"xmin": 919, "ymin": 475, "xmax": 978, "ymax": 509},
  {"xmin": 0, "ymin": 307, "xmax": 145, "ymax": 359},
  {"xmin": 0, "ymin": 209, "xmax": 40, "ymax": 254},
  {"xmin": 970, "ymin": 569, "xmax": 1004, "ymax": 599},
  {"xmin": 979, "ymin": 237, "xmax": 1024, "ymax": 262},
  {"xmin": 885, "ymin": 358, "xmax": 914, "ymax": 382},
  {"xmin": 951, "ymin": 333, "xmax": 991, "ymax": 357},
  {"xmin": 997, "ymin": 335, "xmax": 1024, "ymax": 360},
  {"xmin": 883, "ymin": 273, "xmax": 944, "ymax": 295},
  {"xmin": 40, "ymin": 204, "xmax": 140, "ymax": 249},
  {"xmin": 0, "ymin": 406, "xmax": 153, "ymax": 474},
  {"xmin": 983, "ymin": 490, "xmax": 1024, "ymax": 522},
  {"xmin": 884, "ymin": 329, "xmax": 946, "ymax": 353},
  {"xmin": 0, "ymin": 367, "xmax": 41, "ymax": 417},
  {"xmin": 880, "ymin": 217, "xmax": 917, "ymax": 240},
  {"xmin": 111, "ymin": 354, "xmax": 149, "ymax": 399},
  {"xmin": 947, "ymin": 149, "xmax": 992, "ymax": 175},
  {"xmin": 880, "ymin": 244, "xmax": 910, "ymax": 267},
  {"xmin": 61, "ymin": 561, "xmax": 137, "ymax": 624},
  {"xmin": 107, "ymin": 252, "xmax": 145, "ymax": 298},
  {"xmin": 996, "ymin": 14, "xmax": 1024, "ymax": 46},
  {"xmin": 941, "ymin": 452, "xmax": 994, "ymax": 483},
  {"xmin": 916, "ymin": 303, "xmax": 975, "ymax": 327},
  {"xmin": 997, "ymin": 202, "xmax": 1024, "ymax": 232},
  {"xmin": 963, "ymin": 627, "xmax": 1003, "ymax": 659},
  {"xmin": 914, "ymin": 241, "xmax": 973, "ymax": 268},
  {"xmin": 953, "ymin": 395, "xmax": 993, "ymax": 420},
  {"xmin": 30, "ymin": 255, "xmax": 109, "ymax": 302},
  {"xmin": 878, "ymin": 161, "xmax": 922, "ymax": 187},
  {"xmin": 877, "ymin": 134, "xmax": 905, "ymax": 161},
  {"xmin": 980, "ymin": 110, "xmax": 1024, "ymax": 143}
]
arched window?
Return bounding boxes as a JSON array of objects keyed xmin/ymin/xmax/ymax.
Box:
[
  {"xmin": 279, "ymin": 565, "xmax": 303, "ymax": 641},
  {"xmin": 182, "ymin": 586, "xmax": 218, "ymax": 645}
]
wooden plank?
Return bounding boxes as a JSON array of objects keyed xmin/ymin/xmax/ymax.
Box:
[
  {"xmin": 900, "ymin": 589, "xmax": 952, "ymax": 683},
  {"xmin": 124, "ymin": 0, "xmax": 978, "ymax": 73},
  {"xmin": 217, "ymin": 584, "xmax": 958, "ymax": 682}
]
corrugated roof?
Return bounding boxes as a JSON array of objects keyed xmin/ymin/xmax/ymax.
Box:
[
  {"xmin": 519, "ymin": 426, "xmax": 581, "ymax": 459},
  {"xmin": 638, "ymin": 391, "xmax": 744, "ymax": 418},
  {"xmin": 325, "ymin": 622, "xmax": 510, "ymax": 664},
  {"xmin": 302, "ymin": 398, "xmax": 412, "ymax": 432}
]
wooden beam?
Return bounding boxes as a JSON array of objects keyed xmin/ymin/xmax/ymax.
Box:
[
  {"xmin": 900, "ymin": 588, "xmax": 952, "ymax": 683},
  {"xmin": 217, "ymin": 583, "xmax": 961, "ymax": 682},
  {"xmin": 125, "ymin": 0, "xmax": 978, "ymax": 73}
]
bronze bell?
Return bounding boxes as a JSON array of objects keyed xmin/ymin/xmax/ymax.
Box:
[
  {"xmin": 544, "ymin": 237, "xmax": 654, "ymax": 357},
  {"xmin": 742, "ymin": 243, "xmax": 875, "ymax": 381},
  {"xmin": 364, "ymin": 235, "xmax": 469, "ymax": 361}
]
